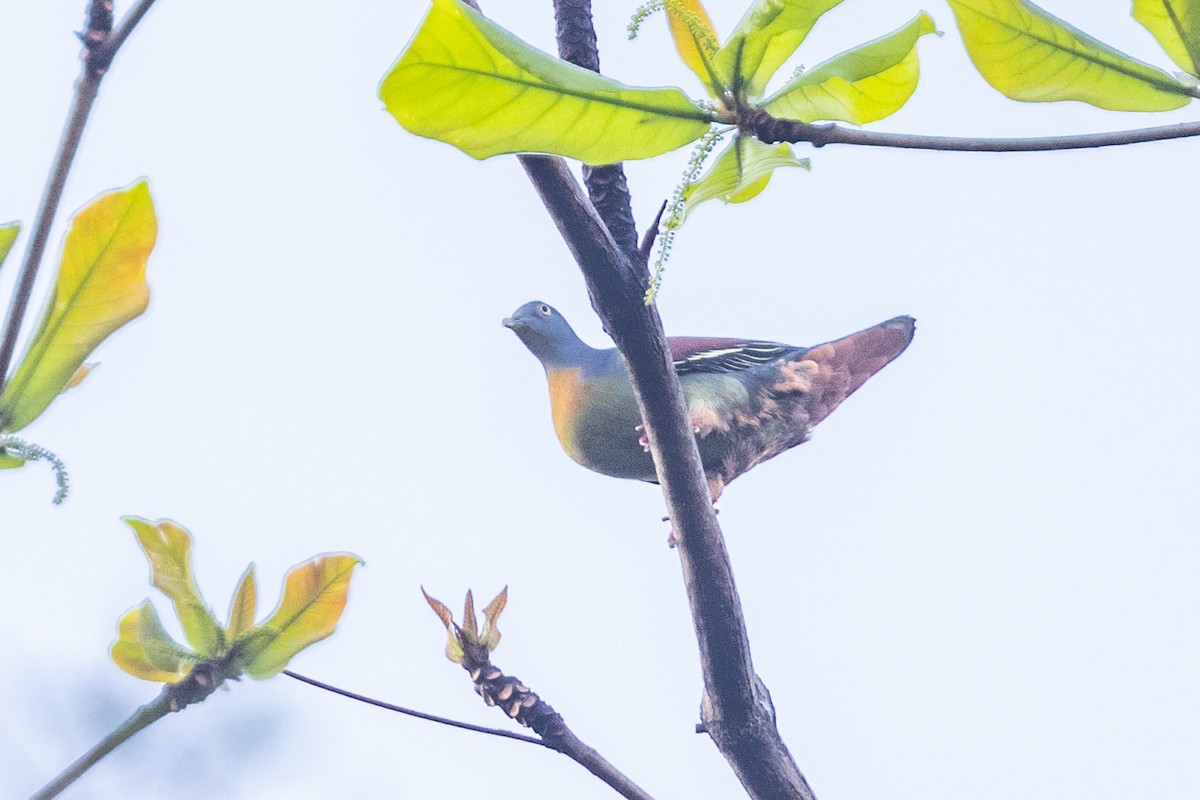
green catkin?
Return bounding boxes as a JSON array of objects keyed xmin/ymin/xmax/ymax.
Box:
[
  {"xmin": 1, "ymin": 436, "xmax": 70, "ymax": 504},
  {"xmin": 645, "ymin": 126, "xmax": 725, "ymax": 305}
]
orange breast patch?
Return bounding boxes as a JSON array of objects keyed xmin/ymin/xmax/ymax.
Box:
[{"xmin": 546, "ymin": 367, "xmax": 585, "ymax": 462}]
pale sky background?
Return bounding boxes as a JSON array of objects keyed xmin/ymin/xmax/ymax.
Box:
[{"xmin": 2, "ymin": 1, "xmax": 1198, "ymax": 799}]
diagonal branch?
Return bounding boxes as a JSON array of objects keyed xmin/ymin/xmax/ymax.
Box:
[
  {"xmin": 510, "ymin": 4, "xmax": 814, "ymax": 798},
  {"xmin": 519, "ymin": 152, "xmax": 814, "ymax": 800}
]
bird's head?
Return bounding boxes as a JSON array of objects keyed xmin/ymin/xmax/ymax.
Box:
[{"xmin": 503, "ymin": 301, "xmax": 590, "ymax": 369}]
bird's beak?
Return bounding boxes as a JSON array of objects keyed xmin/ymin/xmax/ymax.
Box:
[{"xmin": 502, "ymin": 317, "xmax": 520, "ymax": 330}]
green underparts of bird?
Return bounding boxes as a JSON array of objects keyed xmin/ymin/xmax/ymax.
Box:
[{"xmin": 503, "ymin": 301, "xmax": 915, "ymax": 504}]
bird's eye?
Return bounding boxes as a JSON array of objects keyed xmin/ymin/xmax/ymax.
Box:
[{"xmin": 538, "ymin": 304, "xmax": 552, "ymax": 316}]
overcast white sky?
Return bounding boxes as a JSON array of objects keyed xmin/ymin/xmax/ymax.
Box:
[{"xmin": 2, "ymin": 1, "xmax": 1198, "ymax": 798}]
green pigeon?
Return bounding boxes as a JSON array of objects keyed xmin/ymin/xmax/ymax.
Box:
[{"xmin": 504, "ymin": 301, "xmax": 914, "ymax": 502}]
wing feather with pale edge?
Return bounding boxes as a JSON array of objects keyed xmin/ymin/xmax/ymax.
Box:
[{"xmin": 669, "ymin": 337, "xmax": 804, "ymax": 375}]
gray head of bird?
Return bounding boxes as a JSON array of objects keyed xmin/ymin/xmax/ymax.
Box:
[{"xmin": 502, "ymin": 301, "xmax": 593, "ymax": 370}]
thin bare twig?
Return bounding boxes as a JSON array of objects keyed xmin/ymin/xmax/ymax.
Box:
[
  {"xmin": 282, "ymin": 670, "xmax": 545, "ymax": 746},
  {"xmin": 0, "ymin": 0, "xmax": 159, "ymax": 396},
  {"xmin": 31, "ymin": 659, "xmax": 224, "ymax": 800},
  {"xmin": 742, "ymin": 109, "xmax": 1200, "ymax": 152}
]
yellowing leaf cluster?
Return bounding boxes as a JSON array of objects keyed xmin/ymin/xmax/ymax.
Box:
[{"xmin": 111, "ymin": 517, "xmax": 361, "ymax": 684}]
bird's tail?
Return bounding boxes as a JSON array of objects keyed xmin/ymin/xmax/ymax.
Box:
[{"xmin": 790, "ymin": 315, "xmax": 915, "ymax": 430}]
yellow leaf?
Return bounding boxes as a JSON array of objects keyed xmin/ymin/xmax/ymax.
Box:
[
  {"xmin": 110, "ymin": 600, "xmax": 197, "ymax": 683},
  {"xmin": 123, "ymin": 517, "xmax": 223, "ymax": 658},
  {"xmin": 666, "ymin": 0, "xmax": 722, "ymax": 94},
  {"xmin": 1133, "ymin": 0, "xmax": 1200, "ymax": 76},
  {"xmin": 226, "ymin": 564, "xmax": 258, "ymax": 638},
  {"xmin": 0, "ymin": 222, "xmax": 19, "ymax": 272},
  {"xmin": 762, "ymin": 13, "xmax": 938, "ymax": 124},
  {"xmin": 0, "ymin": 451, "xmax": 25, "ymax": 469},
  {"xmin": 947, "ymin": 0, "xmax": 1192, "ymax": 110},
  {"xmin": 240, "ymin": 554, "xmax": 361, "ymax": 679},
  {"xmin": 0, "ymin": 182, "xmax": 155, "ymax": 433}
]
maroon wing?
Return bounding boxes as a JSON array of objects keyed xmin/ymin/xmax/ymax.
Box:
[{"xmin": 668, "ymin": 337, "xmax": 804, "ymax": 376}]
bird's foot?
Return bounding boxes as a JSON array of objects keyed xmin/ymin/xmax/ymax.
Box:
[{"xmin": 635, "ymin": 422, "xmax": 702, "ymax": 453}]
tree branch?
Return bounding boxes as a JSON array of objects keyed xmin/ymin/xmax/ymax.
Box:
[
  {"xmin": 31, "ymin": 659, "xmax": 223, "ymax": 800},
  {"xmin": 551, "ymin": 0, "xmax": 640, "ymax": 260},
  {"xmin": 741, "ymin": 108, "xmax": 1200, "ymax": 152},
  {"xmin": 0, "ymin": 0, "xmax": 159, "ymax": 396},
  {"xmin": 518, "ymin": 153, "xmax": 814, "ymax": 799},
  {"xmin": 283, "ymin": 670, "xmax": 546, "ymax": 746},
  {"xmin": 500, "ymin": 5, "xmax": 817, "ymax": 798}
]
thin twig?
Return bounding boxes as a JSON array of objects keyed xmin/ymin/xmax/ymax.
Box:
[
  {"xmin": 93, "ymin": 0, "xmax": 159, "ymax": 69},
  {"xmin": 0, "ymin": 0, "xmax": 159, "ymax": 395},
  {"xmin": 29, "ymin": 693, "xmax": 172, "ymax": 800},
  {"xmin": 31, "ymin": 659, "xmax": 224, "ymax": 800},
  {"xmin": 283, "ymin": 670, "xmax": 545, "ymax": 746},
  {"xmin": 742, "ymin": 109, "xmax": 1200, "ymax": 151}
]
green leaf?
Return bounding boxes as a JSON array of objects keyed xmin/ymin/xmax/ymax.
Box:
[
  {"xmin": 1134, "ymin": 0, "xmax": 1200, "ymax": 76},
  {"xmin": 0, "ymin": 182, "xmax": 155, "ymax": 433},
  {"xmin": 679, "ymin": 136, "xmax": 809, "ymax": 222},
  {"xmin": 380, "ymin": 0, "xmax": 713, "ymax": 164},
  {"xmin": 0, "ymin": 222, "xmax": 19, "ymax": 273},
  {"xmin": 123, "ymin": 517, "xmax": 224, "ymax": 659},
  {"xmin": 110, "ymin": 600, "xmax": 197, "ymax": 683},
  {"xmin": 712, "ymin": 0, "xmax": 844, "ymax": 100},
  {"xmin": 665, "ymin": 0, "xmax": 722, "ymax": 94},
  {"xmin": 239, "ymin": 554, "xmax": 361, "ymax": 679},
  {"xmin": 761, "ymin": 13, "xmax": 938, "ymax": 124},
  {"xmin": 947, "ymin": 0, "xmax": 1193, "ymax": 110}
]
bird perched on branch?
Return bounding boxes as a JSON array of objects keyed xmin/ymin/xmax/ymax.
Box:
[{"xmin": 503, "ymin": 301, "xmax": 914, "ymax": 502}]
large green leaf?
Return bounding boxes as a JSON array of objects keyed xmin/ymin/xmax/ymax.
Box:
[
  {"xmin": 380, "ymin": 0, "xmax": 712, "ymax": 164},
  {"xmin": 712, "ymin": 0, "xmax": 844, "ymax": 100},
  {"xmin": 947, "ymin": 0, "xmax": 1193, "ymax": 110},
  {"xmin": 678, "ymin": 136, "xmax": 809, "ymax": 222},
  {"xmin": 1133, "ymin": 0, "xmax": 1200, "ymax": 76},
  {"xmin": 0, "ymin": 182, "xmax": 155, "ymax": 433},
  {"xmin": 762, "ymin": 13, "xmax": 937, "ymax": 124},
  {"xmin": 0, "ymin": 222, "xmax": 19, "ymax": 273}
]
